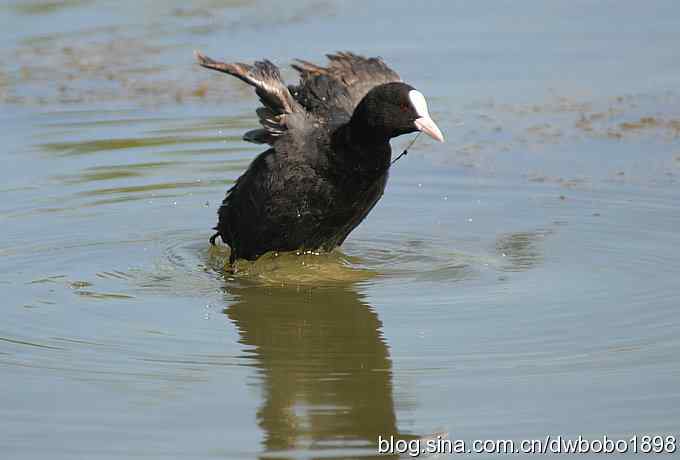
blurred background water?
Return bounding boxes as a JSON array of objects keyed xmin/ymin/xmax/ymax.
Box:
[{"xmin": 1, "ymin": 1, "xmax": 679, "ymax": 459}]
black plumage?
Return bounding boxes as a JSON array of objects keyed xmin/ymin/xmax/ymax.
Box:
[{"xmin": 196, "ymin": 51, "xmax": 443, "ymax": 263}]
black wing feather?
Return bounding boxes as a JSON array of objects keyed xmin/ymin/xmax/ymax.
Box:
[
  {"xmin": 195, "ymin": 51, "xmax": 304, "ymax": 145},
  {"xmin": 291, "ymin": 51, "xmax": 401, "ymax": 114}
]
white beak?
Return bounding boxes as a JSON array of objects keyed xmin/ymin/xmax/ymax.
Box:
[
  {"xmin": 414, "ymin": 116, "xmax": 445, "ymax": 142},
  {"xmin": 409, "ymin": 89, "xmax": 445, "ymax": 142}
]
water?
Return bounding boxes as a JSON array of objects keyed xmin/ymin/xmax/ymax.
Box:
[{"xmin": 1, "ymin": 1, "xmax": 680, "ymax": 459}]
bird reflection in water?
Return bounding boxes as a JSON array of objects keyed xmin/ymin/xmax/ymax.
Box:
[{"xmin": 224, "ymin": 282, "xmax": 404, "ymax": 457}]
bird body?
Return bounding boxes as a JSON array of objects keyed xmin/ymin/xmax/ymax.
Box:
[{"xmin": 196, "ymin": 52, "xmax": 443, "ymax": 263}]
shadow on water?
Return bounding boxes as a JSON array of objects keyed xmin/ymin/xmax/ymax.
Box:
[
  {"xmin": 495, "ymin": 229, "xmax": 552, "ymax": 272},
  {"xmin": 207, "ymin": 245, "xmax": 378, "ymax": 285},
  {"xmin": 223, "ymin": 282, "xmax": 406, "ymax": 458}
]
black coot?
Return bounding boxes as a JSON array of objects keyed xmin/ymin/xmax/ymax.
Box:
[{"xmin": 196, "ymin": 51, "xmax": 444, "ymax": 263}]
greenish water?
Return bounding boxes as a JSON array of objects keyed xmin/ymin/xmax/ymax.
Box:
[{"xmin": 1, "ymin": 1, "xmax": 680, "ymax": 459}]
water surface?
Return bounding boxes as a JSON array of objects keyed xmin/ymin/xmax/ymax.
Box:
[{"xmin": 1, "ymin": 1, "xmax": 680, "ymax": 459}]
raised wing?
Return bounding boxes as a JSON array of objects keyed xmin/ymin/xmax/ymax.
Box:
[
  {"xmin": 195, "ymin": 51, "xmax": 306, "ymax": 145},
  {"xmin": 291, "ymin": 51, "xmax": 401, "ymax": 114}
]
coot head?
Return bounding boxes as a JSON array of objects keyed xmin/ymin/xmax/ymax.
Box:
[{"xmin": 350, "ymin": 81, "xmax": 444, "ymax": 143}]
